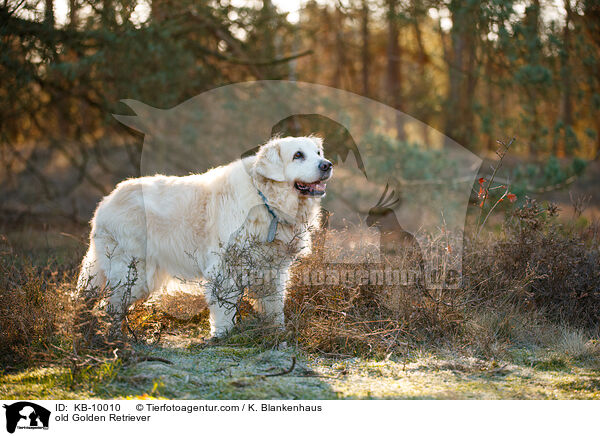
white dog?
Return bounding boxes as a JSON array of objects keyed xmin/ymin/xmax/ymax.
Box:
[{"xmin": 77, "ymin": 136, "xmax": 332, "ymax": 337}]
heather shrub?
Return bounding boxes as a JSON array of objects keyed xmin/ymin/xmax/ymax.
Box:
[
  {"xmin": 467, "ymin": 197, "xmax": 600, "ymax": 330},
  {"xmin": 2, "ymin": 195, "xmax": 599, "ymax": 367},
  {"xmin": 0, "ymin": 235, "xmax": 71, "ymax": 367}
]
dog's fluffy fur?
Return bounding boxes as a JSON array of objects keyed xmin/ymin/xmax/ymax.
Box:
[{"xmin": 77, "ymin": 136, "xmax": 331, "ymax": 336}]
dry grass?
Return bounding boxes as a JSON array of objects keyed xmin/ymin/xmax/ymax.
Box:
[
  {"xmin": 282, "ymin": 196, "xmax": 600, "ymax": 359},
  {"xmin": 0, "ymin": 227, "xmax": 137, "ymax": 381},
  {"xmin": 0, "ymin": 234, "xmax": 72, "ymax": 368},
  {"xmin": 1, "ymin": 194, "xmax": 599, "ymax": 380},
  {"xmin": 465, "ymin": 197, "xmax": 600, "ymax": 330}
]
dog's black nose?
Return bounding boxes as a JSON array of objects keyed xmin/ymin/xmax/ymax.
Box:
[{"xmin": 319, "ymin": 160, "xmax": 332, "ymax": 172}]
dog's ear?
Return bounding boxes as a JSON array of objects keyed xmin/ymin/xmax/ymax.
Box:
[
  {"xmin": 254, "ymin": 140, "xmax": 285, "ymax": 182},
  {"xmin": 309, "ymin": 135, "xmax": 324, "ymax": 150}
]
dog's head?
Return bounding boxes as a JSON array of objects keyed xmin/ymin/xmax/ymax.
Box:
[{"xmin": 253, "ymin": 136, "xmax": 333, "ymax": 197}]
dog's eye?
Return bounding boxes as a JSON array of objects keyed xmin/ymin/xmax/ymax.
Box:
[{"xmin": 293, "ymin": 151, "xmax": 304, "ymax": 160}]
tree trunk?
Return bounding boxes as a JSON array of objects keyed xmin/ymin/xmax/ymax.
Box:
[
  {"xmin": 444, "ymin": 0, "xmax": 478, "ymax": 148},
  {"xmin": 261, "ymin": 0, "xmax": 277, "ymax": 78},
  {"xmin": 102, "ymin": 0, "xmax": 115, "ymax": 26},
  {"xmin": 464, "ymin": 29, "xmax": 477, "ymax": 148},
  {"xmin": 44, "ymin": 0, "xmax": 54, "ymax": 26},
  {"xmin": 333, "ymin": 6, "xmax": 346, "ymax": 89},
  {"xmin": 361, "ymin": 0, "xmax": 370, "ymax": 97},
  {"xmin": 559, "ymin": 0, "xmax": 574, "ymax": 156},
  {"xmin": 386, "ymin": 0, "xmax": 405, "ymax": 141},
  {"xmin": 69, "ymin": 0, "xmax": 78, "ymax": 27},
  {"xmin": 581, "ymin": 0, "xmax": 600, "ymax": 158},
  {"xmin": 525, "ymin": 0, "xmax": 542, "ymax": 156},
  {"xmin": 484, "ymin": 42, "xmax": 495, "ymax": 151},
  {"xmin": 151, "ymin": 0, "xmax": 166, "ymax": 22},
  {"xmin": 444, "ymin": 2, "xmax": 465, "ymax": 145},
  {"xmin": 411, "ymin": 8, "xmax": 430, "ymax": 145}
]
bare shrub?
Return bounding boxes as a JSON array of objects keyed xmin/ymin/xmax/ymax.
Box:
[
  {"xmin": 465, "ymin": 197, "xmax": 600, "ymax": 331},
  {"xmin": 3, "ymin": 187, "xmax": 599, "ymax": 369},
  {"xmin": 0, "ymin": 235, "xmax": 71, "ymax": 367},
  {"xmin": 0, "ymin": 234, "xmax": 141, "ymax": 384},
  {"xmin": 285, "ymin": 226, "xmax": 463, "ymax": 358},
  {"xmin": 205, "ymin": 231, "xmax": 310, "ymax": 326},
  {"xmin": 282, "ymin": 191, "xmax": 600, "ymax": 359}
]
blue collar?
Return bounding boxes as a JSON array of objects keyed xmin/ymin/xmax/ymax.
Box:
[
  {"xmin": 257, "ymin": 190, "xmax": 277, "ymax": 220},
  {"xmin": 257, "ymin": 190, "xmax": 278, "ymax": 242}
]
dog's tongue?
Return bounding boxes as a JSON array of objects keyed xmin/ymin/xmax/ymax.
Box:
[{"xmin": 298, "ymin": 181, "xmax": 326, "ymax": 190}]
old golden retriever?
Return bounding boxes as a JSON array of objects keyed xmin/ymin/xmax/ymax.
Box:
[{"xmin": 77, "ymin": 136, "xmax": 332, "ymax": 336}]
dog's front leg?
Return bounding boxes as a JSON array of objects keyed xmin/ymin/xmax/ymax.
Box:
[
  {"xmin": 207, "ymin": 298, "xmax": 236, "ymax": 337},
  {"xmin": 252, "ymin": 269, "xmax": 287, "ymax": 328},
  {"xmin": 204, "ymin": 261, "xmax": 239, "ymax": 337},
  {"xmin": 254, "ymin": 294, "xmax": 285, "ymax": 327},
  {"xmin": 206, "ymin": 278, "xmax": 238, "ymax": 337}
]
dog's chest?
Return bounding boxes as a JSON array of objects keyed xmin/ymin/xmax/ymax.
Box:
[{"xmin": 229, "ymin": 205, "xmax": 309, "ymax": 256}]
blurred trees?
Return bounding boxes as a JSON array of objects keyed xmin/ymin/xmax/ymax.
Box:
[
  {"xmin": 1, "ymin": 0, "xmax": 600, "ymax": 219},
  {"xmin": 296, "ymin": 0, "xmax": 599, "ymax": 159},
  {"xmin": 0, "ymin": 0, "xmax": 300, "ymax": 216}
]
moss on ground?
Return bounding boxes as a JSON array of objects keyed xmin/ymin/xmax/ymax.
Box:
[{"xmin": 2, "ymin": 338, "xmax": 600, "ymax": 400}]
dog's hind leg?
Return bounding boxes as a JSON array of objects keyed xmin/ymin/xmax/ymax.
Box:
[
  {"xmin": 99, "ymin": 255, "xmax": 148, "ymax": 340},
  {"xmin": 77, "ymin": 240, "xmax": 107, "ymax": 299},
  {"xmin": 89, "ymin": 228, "xmax": 149, "ymax": 338},
  {"xmin": 106, "ymin": 258, "xmax": 148, "ymax": 311},
  {"xmin": 75, "ymin": 240, "xmax": 109, "ymax": 348}
]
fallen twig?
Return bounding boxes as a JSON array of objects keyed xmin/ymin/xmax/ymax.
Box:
[
  {"xmin": 136, "ymin": 356, "xmax": 174, "ymax": 365},
  {"xmin": 260, "ymin": 356, "xmax": 296, "ymax": 377}
]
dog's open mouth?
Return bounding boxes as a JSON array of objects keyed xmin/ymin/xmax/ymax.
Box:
[{"xmin": 294, "ymin": 181, "xmax": 327, "ymax": 197}]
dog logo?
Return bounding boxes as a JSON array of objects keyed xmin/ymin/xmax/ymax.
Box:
[
  {"xmin": 113, "ymin": 80, "xmax": 482, "ymax": 289},
  {"xmin": 2, "ymin": 402, "xmax": 50, "ymax": 434}
]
